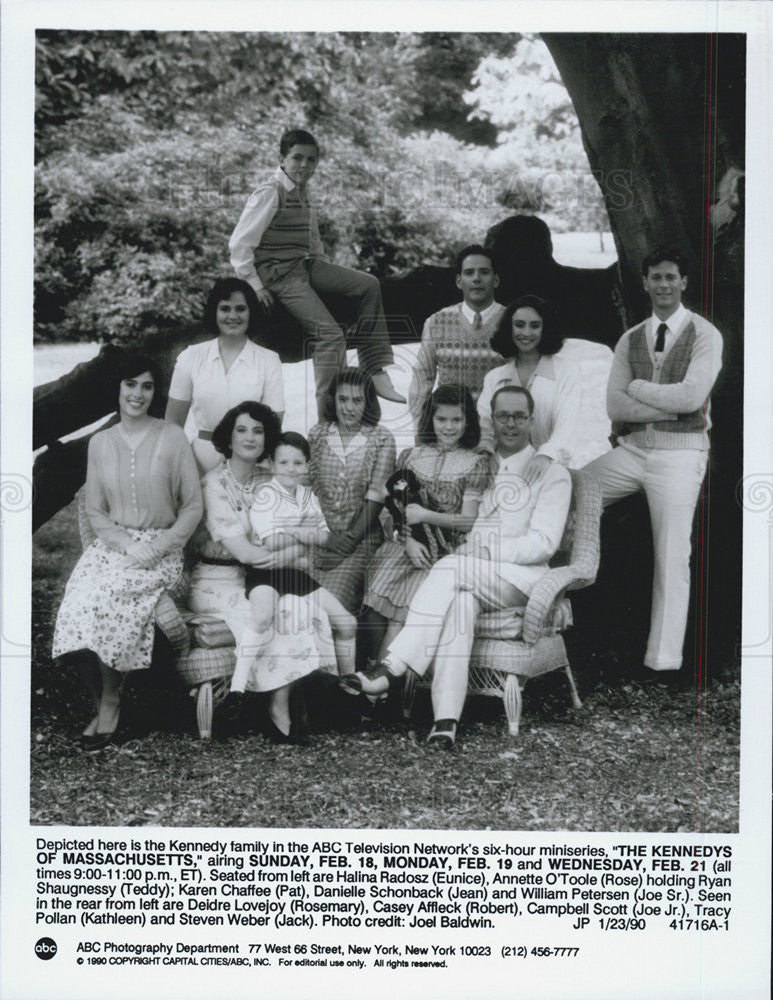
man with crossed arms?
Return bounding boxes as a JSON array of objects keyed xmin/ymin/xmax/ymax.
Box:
[
  {"xmin": 342, "ymin": 385, "xmax": 571, "ymax": 748},
  {"xmin": 584, "ymin": 248, "xmax": 723, "ymax": 681}
]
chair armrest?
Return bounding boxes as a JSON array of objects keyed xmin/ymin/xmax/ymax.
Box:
[
  {"xmin": 522, "ymin": 567, "xmax": 572, "ymax": 644},
  {"xmin": 521, "ymin": 471, "xmax": 602, "ymax": 644},
  {"xmin": 154, "ymin": 591, "xmax": 191, "ymax": 659},
  {"xmin": 522, "ymin": 562, "xmax": 597, "ymax": 645}
]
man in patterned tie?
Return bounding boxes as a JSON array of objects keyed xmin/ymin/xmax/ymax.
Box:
[
  {"xmin": 407, "ymin": 244, "xmax": 505, "ymax": 432},
  {"xmin": 583, "ymin": 248, "xmax": 723, "ymax": 683}
]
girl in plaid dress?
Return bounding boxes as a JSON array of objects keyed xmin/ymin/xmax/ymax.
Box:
[
  {"xmin": 362, "ymin": 385, "xmax": 491, "ymax": 662},
  {"xmin": 308, "ymin": 369, "xmax": 396, "ymax": 615}
]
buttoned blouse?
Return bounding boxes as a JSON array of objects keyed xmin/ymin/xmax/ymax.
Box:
[
  {"xmin": 198, "ymin": 461, "xmax": 273, "ymax": 560},
  {"xmin": 307, "ymin": 422, "xmax": 396, "ymax": 533},
  {"xmin": 477, "ymin": 352, "xmax": 582, "ymax": 464},
  {"xmin": 168, "ymin": 338, "xmax": 285, "ymax": 433},
  {"xmin": 85, "ymin": 420, "xmax": 202, "ymax": 556}
]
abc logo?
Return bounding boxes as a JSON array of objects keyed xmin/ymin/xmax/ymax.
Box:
[{"xmin": 35, "ymin": 937, "xmax": 57, "ymax": 960}]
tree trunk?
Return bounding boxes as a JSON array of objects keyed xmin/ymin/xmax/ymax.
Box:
[{"xmin": 544, "ymin": 32, "xmax": 745, "ymax": 676}]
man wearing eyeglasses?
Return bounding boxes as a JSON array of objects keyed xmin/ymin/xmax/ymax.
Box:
[
  {"xmin": 455, "ymin": 385, "xmax": 572, "ymax": 593},
  {"xmin": 342, "ymin": 385, "xmax": 571, "ymax": 748}
]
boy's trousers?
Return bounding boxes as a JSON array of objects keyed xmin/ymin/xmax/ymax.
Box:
[{"xmin": 267, "ymin": 258, "xmax": 395, "ymax": 417}]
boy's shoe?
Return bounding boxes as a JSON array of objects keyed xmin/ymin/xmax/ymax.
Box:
[
  {"xmin": 371, "ymin": 371, "xmax": 406, "ymax": 404},
  {"xmin": 426, "ymin": 719, "xmax": 457, "ymax": 750}
]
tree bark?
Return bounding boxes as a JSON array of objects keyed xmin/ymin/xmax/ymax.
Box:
[{"xmin": 544, "ymin": 32, "xmax": 745, "ymax": 675}]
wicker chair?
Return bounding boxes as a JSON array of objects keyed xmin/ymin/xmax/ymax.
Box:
[
  {"xmin": 175, "ymin": 600, "xmax": 338, "ymax": 739},
  {"xmin": 77, "ymin": 492, "xmax": 337, "ymax": 739},
  {"xmin": 402, "ymin": 469, "xmax": 602, "ymax": 736}
]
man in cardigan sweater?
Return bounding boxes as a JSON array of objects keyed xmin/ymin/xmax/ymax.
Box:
[
  {"xmin": 229, "ymin": 128, "xmax": 405, "ymax": 418},
  {"xmin": 408, "ymin": 244, "xmax": 505, "ymax": 432},
  {"xmin": 584, "ymin": 249, "xmax": 723, "ymax": 678}
]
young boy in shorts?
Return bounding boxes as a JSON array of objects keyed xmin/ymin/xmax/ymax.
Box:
[
  {"xmin": 230, "ymin": 432, "xmax": 357, "ymax": 693},
  {"xmin": 229, "ymin": 128, "xmax": 405, "ymax": 418}
]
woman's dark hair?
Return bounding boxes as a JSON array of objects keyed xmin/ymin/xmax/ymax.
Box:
[
  {"xmin": 490, "ymin": 294, "xmax": 564, "ymax": 358},
  {"xmin": 203, "ymin": 278, "xmax": 263, "ymax": 340},
  {"xmin": 272, "ymin": 430, "xmax": 311, "ymax": 462},
  {"xmin": 114, "ymin": 353, "xmax": 165, "ymax": 417},
  {"xmin": 320, "ymin": 367, "xmax": 381, "ymax": 427},
  {"xmin": 417, "ymin": 385, "xmax": 480, "ymax": 449},
  {"xmin": 211, "ymin": 401, "xmax": 281, "ymax": 462},
  {"xmin": 279, "ymin": 128, "xmax": 320, "ymax": 157}
]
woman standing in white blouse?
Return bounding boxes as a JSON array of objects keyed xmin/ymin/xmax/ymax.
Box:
[
  {"xmin": 166, "ymin": 278, "xmax": 285, "ymax": 473},
  {"xmin": 477, "ymin": 294, "xmax": 582, "ymax": 483}
]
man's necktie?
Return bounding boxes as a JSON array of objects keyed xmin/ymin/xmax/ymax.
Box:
[
  {"xmin": 654, "ymin": 322, "xmax": 668, "ymax": 353},
  {"xmin": 473, "ymin": 312, "xmax": 482, "ymax": 330}
]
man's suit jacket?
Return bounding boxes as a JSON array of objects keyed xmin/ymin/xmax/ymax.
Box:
[{"xmin": 466, "ymin": 444, "xmax": 572, "ymax": 592}]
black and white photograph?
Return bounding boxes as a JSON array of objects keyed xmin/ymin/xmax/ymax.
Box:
[
  {"xmin": 27, "ymin": 25, "xmax": 745, "ymax": 830},
  {"xmin": 2, "ymin": 2, "xmax": 771, "ymax": 999}
]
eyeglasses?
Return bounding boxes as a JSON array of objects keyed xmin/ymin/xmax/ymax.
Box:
[{"xmin": 493, "ymin": 411, "xmax": 530, "ymax": 425}]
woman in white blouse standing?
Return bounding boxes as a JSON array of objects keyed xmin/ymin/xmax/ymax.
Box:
[
  {"xmin": 166, "ymin": 278, "xmax": 285, "ymax": 473},
  {"xmin": 477, "ymin": 294, "xmax": 582, "ymax": 483}
]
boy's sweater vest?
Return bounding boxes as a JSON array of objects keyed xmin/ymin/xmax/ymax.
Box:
[
  {"xmin": 254, "ymin": 181, "xmax": 312, "ymax": 276},
  {"xmin": 615, "ymin": 319, "xmax": 711, "ymax": 450},
  {"xmin": 426, "ymin": 304, "xmax": 505, "ymax": 396}
]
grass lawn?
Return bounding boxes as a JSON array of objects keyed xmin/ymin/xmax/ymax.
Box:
[{"xmin": 31, "ymin": 501, "xmax": 740, "ymax": 832}]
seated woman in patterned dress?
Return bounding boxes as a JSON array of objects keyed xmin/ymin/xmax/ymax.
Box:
[
  {"xmin": 307, "ymin": 368, "xmax": 396, "ymax": 616},
  {"xmin": 52, "ymin": 354, "xmax": 202, "ymax": 750},
  {"xmin": 188, "ymin": 402, "xmax": 325, "ymax": 744},
  {"xmin": 361, "ymin": 385, "xmax": 491, "ymax": 662}
]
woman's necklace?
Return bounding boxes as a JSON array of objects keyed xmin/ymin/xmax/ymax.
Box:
[{"xmin": 224, "ymin": 459, "xmax": 257, "ymax": 510}]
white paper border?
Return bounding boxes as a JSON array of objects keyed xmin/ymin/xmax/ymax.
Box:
[{"xmin": 3, "ymin": 3, "xmax": 771, "ymax": 999}]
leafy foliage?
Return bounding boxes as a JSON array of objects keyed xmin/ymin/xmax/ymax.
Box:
[
  {"xmin": 409, "ymin": 33, "xmax": 518, "ymax": 144},
  {"xmin": 465, "ymin": 35, "xmax": 609, "ymax": 233},
  {"xmin": 35, "ymin": 31, "xmax": 606, "ymax": 344}
]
